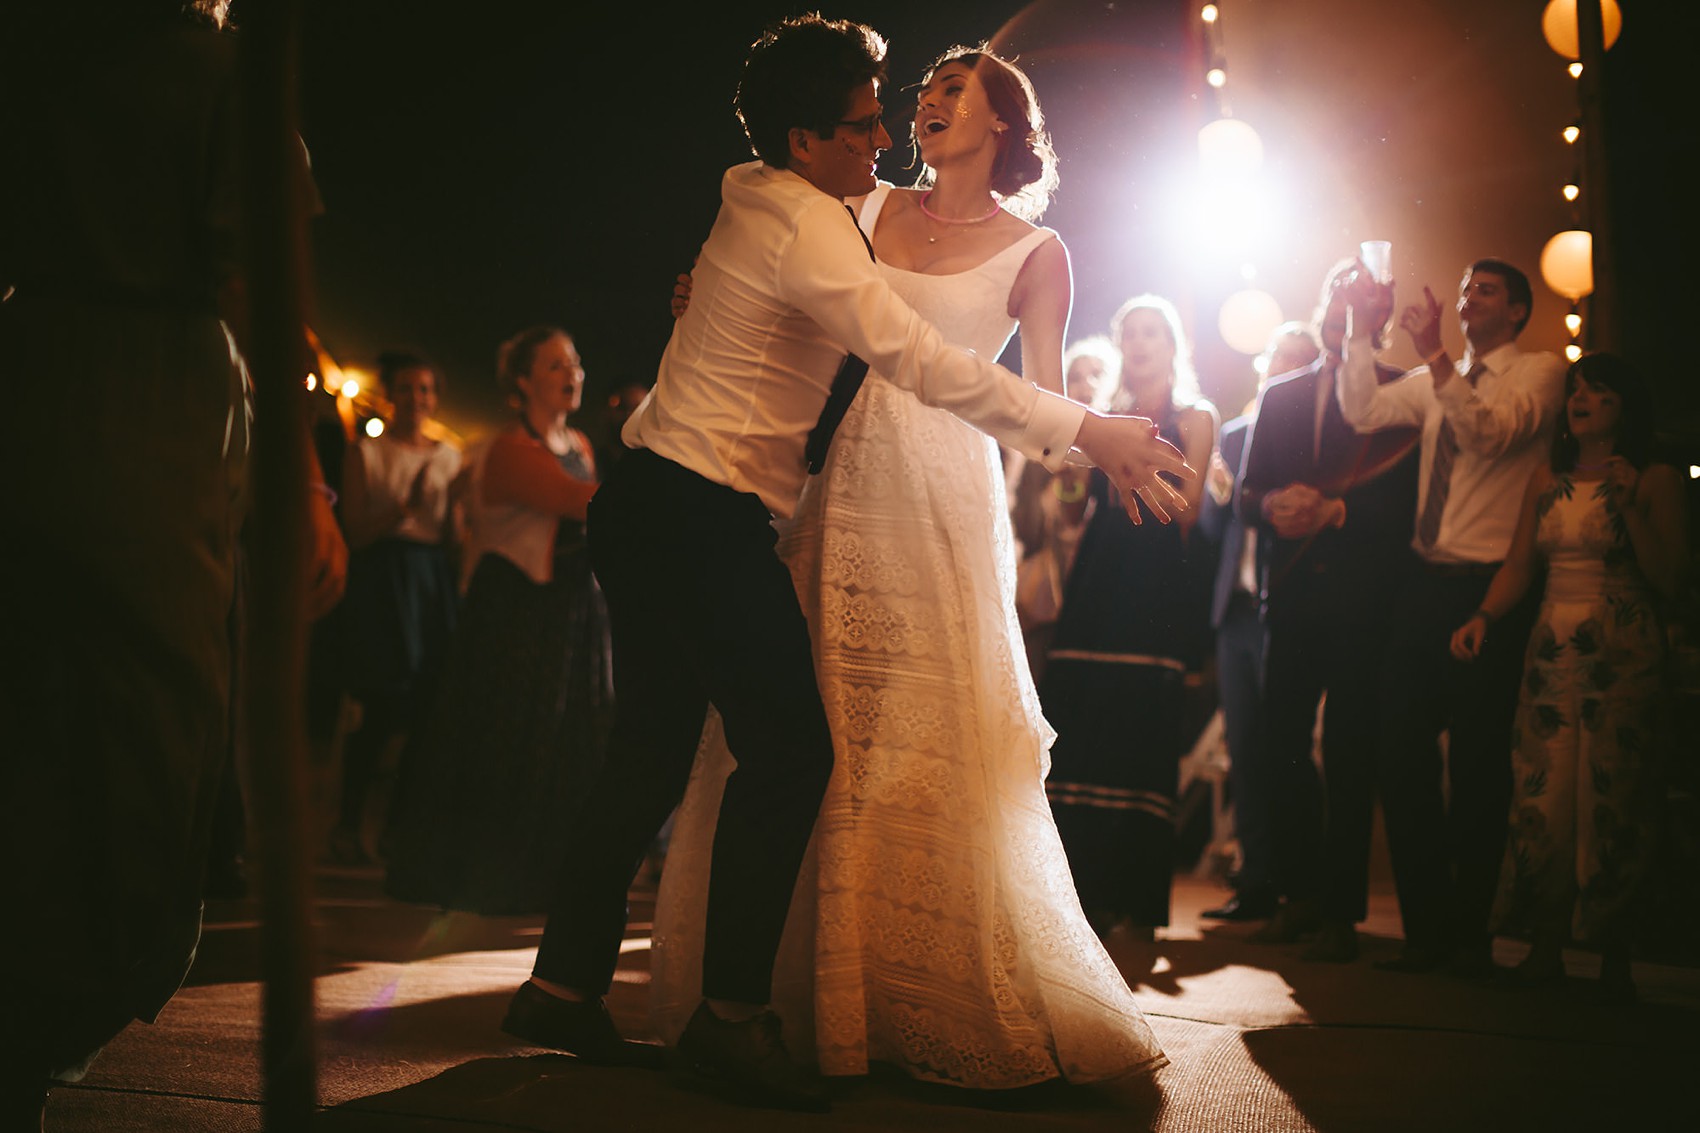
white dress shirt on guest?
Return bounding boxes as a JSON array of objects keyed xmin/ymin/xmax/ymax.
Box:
[
  {"xmin": 623, "ymin": 160, "xmax": 1083, "ymax": 519},
  {"xmin": 1337, "ymin": 329, "xmax": 1565, "ymax": 565}
]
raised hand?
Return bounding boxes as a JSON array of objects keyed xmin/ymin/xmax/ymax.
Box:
[{"xmin": 1398, "ymin": 285, "xmax": 1444, "ymax": 358}]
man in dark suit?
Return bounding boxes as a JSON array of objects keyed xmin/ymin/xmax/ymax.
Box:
[
  {"xmin": 1237, "ymin": 260, "xmax": 1419, "ymax": 961},
  {"xmin": 1198, "ymin": 324, "xmax": 1319, "ymax": 922}
]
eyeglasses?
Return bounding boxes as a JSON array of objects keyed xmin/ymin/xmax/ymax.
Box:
[{"xmin": 832, "ymin": 112, "xmax": 885, "ymax": 140}]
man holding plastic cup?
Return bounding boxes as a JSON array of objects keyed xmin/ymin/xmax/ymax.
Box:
[
  {"xmin": 1334, "ymin": 258, "xmax": 1565, "ymax": 978},
  {"xmin": 1235, "ymin": 256, "xmax": 1420, "ymax": 962}
]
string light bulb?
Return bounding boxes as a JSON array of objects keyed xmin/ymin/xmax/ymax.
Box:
[
  {"xmin": 1568, "ymin": 61, "xmax": 1584, "ymax": 78},
  {"xmin": 1564, "ymin": 343, "xmax": 1583, "ymax": 362},
  {"xmin": 1202, "ymin": 3, "xmax": 1219, "ymax": 21},
  {"xmin": 364, "ymin": 417, "xmax": 385, "ymax": 438},
  {"xmin": 340, "ymin": 377, "xmax": 360, "ymax": 399},
  {"xmin": 1206, "ymin": 67, "xmax": 1227, "ymax": 88},
  {"xmin": 305, "ymin": 373, "xmax": 318, "ymax": 392},
  {"xmin": 1562, "ymin": 182, "xmax": 1580, "ymax": 201},
  {"xmin": 1562, "ymin": 124, "xmax": 1580, "ymax": 144},
  {"xmin": 1565, "ymin": 311, "xmax": 1582, "ymax": 335}
]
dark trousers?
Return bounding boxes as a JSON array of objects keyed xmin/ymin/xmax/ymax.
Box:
[
  {"xmin": 531, "ymin": 450, "xmax": 834, "ymax": 1004},
  {"xmin": 1215, "ymin": 590, "xmax": 1271, "ymax": 895},
  {"xmin": 1263, "ymin": 563, "xmax": 1395, "ymax": 923},
  {"xmin": 1377, "ymin": 556, "xmax": 1535, "ymax": 954}
]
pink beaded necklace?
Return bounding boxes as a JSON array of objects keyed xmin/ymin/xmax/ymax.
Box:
[
  {"xmin": 917, "ymin": 190, "xmax": 1000, "ymax": 242},
  {"xmin": 918, "ymin": 190, "xmax": 1001, "ymax": 224}
]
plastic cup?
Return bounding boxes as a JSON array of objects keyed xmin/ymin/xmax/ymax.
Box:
[{"xmin": 1359, "ymin": 240, "xmax": 1393, "ymax": 283}]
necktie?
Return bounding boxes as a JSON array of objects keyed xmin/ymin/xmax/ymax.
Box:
[
  {"xmin": 804, "ymin": 207, "xmax": 877, "ymax": 475},
  {"xmin": 1415, "ymin": 360, "xmax": 1484, "ymax": 550},
  {"xmin": 1313, "ymin": 358, "xmax": 1337, "ymax": 461}
]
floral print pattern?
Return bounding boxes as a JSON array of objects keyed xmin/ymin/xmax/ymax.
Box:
[{"xmin": 1495, "ymin": 476, "xmax": 1668, "ymax": 944}]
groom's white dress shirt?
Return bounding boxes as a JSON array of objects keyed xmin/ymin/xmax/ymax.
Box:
[{"xmin": 623, "ymin": 160, "xmax": 1083, "ymax": 519}]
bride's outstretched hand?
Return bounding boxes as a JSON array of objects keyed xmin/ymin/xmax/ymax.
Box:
[{"xmin": 1073, "ymin": 411, "xmax": 1196, "ymax": 525}]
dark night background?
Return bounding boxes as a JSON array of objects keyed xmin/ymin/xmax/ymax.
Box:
[{"xmin": 291, "ymin": 0, "xmax": 1698, "ymax": 449}]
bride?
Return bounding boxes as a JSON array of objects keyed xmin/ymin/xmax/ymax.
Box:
[{"xmin": 651, "ymin": 45, "xmax": 1167, "ymax": 1089}]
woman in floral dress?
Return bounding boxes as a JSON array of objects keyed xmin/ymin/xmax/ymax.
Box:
[{"xmin": 1450, "ymin": 353, "xmax": 1686, "ymax": 997}]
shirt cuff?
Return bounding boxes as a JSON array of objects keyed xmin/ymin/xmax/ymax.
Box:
[{"xmin": 1024, "ymin": 389, "xmax": 1088, "ymax": 473}]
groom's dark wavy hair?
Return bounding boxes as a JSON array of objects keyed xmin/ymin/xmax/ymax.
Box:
[{"xmin": 735, "ymin": 13, "xmax": 888, "ymax": 169}]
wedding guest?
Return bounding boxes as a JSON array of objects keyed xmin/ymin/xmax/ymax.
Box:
[
  {"xmin": 1043, "ymin": 293, "xmax": 1217, "ymax": 941},
  {"xmin": 384, "ymin": 327, "xmax": 607, "ymax": 915},
  {"xmin": 1238, "ymin": 261, "xmax": 1418, "ymax": 960},
  {"xmin": 331, "ymin": 350, "xmax": 461, "ymax": 864},
  {"xmin": 1, "ymin": 3, "xmax": 344, "ymax": 1124},
  {"xmin": 1337, "ymin": 259, "xmax": 1565, "ymax": 976},
  {"xmin": 1199, "ymin": 321, "xmax": 1321, "ymax": 923},
  {"xmin": 1013, "ymin": 335, "xmax": 1120, "ymax": 684},
  {"xmin": 1450, "ymin": 353, "xmax": 1686, "ymax": 997}
]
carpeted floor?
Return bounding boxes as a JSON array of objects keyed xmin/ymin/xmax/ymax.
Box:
[{"xmin": 45, "ymin": 864, "xmax": 1696, "ymax": 1133}]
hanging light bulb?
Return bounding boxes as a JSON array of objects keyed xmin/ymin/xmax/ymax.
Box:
[
  {"xmin": 1206, "ymin": 67, "xmax": 1227, "ymax": 88},
  {"xmin": 364, "ymin": 417, "xmax": 385, "ymax": 438},
  {"xmin": 1198, "ymin": 116, "xmax": 1264, "ymax": 177},
  {"xmin": 341, "ymin": 377, "xmax": 360, "ymax": 399},
  {"xmin": 1542, "ymin": 0, "xmax": 1624, "ymax": 60},
  {"xmin": 1568, "ymin": 61, "xmax": 1584, "ymax": 78},
  {"xmin": 1562, "ymin": 124, "xmax": 1580, "ymax": 144},
  {"xmin": 1564, "ymin": 343, "xmax": 1583, "ymax": 362},
  {"xmin": 1562, "ymin": 183, "xmax": 1580, "ymax": 202},
  {"xmin": 1565, "ymin": 311, "xmax": 1582, "ymax": 335},
  {"xmin": 1540, "ymin": 230, "xmax": 1594, "ymax": 300},
  {"xmin": 305, "ymin": 373, "xmax": 318, "ymax": 392},
  {"xmin": 1202, "ymin": 4, "xmax": 1219, "ymax": 22}
]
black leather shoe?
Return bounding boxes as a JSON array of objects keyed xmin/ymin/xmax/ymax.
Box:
[
  {"xmin": 1201, "ymin": 892, "xmax": 1278, "ymax": 922},
  {"xmin": 502, "ymin": 982, "xmax": 665, "ymax": 1068},
  {"xmin": 673, "ymin": 1002, "xmax": 830, "ymax": 1113}
]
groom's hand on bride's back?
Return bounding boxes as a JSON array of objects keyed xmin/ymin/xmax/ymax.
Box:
[{"xmin": 1072, "ymin": 412, "xmax": 1196, "ymax": 527}]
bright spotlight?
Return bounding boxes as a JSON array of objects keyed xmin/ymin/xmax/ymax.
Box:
[
  {"xmin": 1219, "ymin": 289, "xmax": 1284, "ymax": 355},
  {"xmin": 365, "ymin": 417, "xmax": 385, "ymax": 438},
  {"xmin": 1199, "ymin": 117, "xmax": 1263, "ymax": 178}
]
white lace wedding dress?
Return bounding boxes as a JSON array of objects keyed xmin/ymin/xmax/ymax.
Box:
[{"xmin": 650, "ymin": 186, "xmax": 1166, "ymax": 1088}]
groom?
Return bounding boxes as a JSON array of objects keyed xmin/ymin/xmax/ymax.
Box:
[{"xmin": 501, "ymin": 12, "xmax": 1193, "ymax": 1113}]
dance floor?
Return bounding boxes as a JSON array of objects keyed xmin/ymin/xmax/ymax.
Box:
[{"xmin": 45, "ymin": 858, "xmax": 1696, "ymax": 1132}]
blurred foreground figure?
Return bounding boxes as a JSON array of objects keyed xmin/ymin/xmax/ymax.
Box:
[{"xmin": 0, "ymin": 3, "xmax": 342, "ymax": 1126}]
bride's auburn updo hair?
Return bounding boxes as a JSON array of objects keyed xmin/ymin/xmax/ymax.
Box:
[{"xmin": 915, "ymin": 45, "xmax": 1058, "ymax": 222}]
